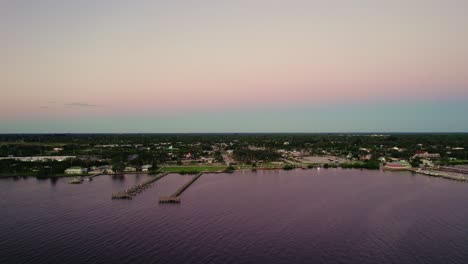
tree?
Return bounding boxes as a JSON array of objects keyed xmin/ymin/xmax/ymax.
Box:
[
  {"xmin": 410, "ymin": 157, "xmax": 421, "ymax": 168},
  {"xmin": 225, "ymin": 165, "xmax": 235, "ymax": 173},
  {"xmin": 112, "ymin": 162, "xmax": 125, "ymax": 173}
]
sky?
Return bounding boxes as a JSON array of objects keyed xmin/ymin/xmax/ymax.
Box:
[{"xmin": 1, "ymin": 0, "xmax": 468, "ymax": 133}]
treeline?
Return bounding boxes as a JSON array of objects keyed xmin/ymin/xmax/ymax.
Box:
[
  {"xmin": 233, "ymin": 149, "xmax": 281, "ymax": 163},
  {"xmin": 1, "ymin": 133, "xmax": 467, "ymax": 163},
  {"xmin": 0, "ymin": 159, "xmax": 109, "ymax": 177},
  {"xmin": 339, "ymin": 161, "xmax": 380, "ymax": 170}
]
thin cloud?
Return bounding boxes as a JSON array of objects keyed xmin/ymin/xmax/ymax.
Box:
[{"xmin": 65, "ymin": 102, "xmax": 106, "ymax": 108}]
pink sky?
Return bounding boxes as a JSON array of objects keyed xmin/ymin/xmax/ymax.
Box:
[{"xmin": 1, "ymin": 0, "xmax": 468, "ymax": 122}]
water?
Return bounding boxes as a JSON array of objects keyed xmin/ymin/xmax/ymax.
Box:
[{"xmin": 1, "ymin": 169, "xmax": 468, "ymax": 264}]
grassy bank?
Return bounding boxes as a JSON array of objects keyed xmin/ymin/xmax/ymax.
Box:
[
  {"xmin": 446, "ymin": 160, "xmax": 468, "ymax": 166},
  {"xmin": 159, "ymin": 165, "xmax": 227, "ymax": 174}
]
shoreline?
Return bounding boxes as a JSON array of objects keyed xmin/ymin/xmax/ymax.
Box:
[{"xmin": 2, "ymin": 166, "xmax": 468, "ymax": 183}]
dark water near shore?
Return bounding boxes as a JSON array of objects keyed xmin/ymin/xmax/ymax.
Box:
[{"xmin": 1, "ymin": 169, "xmax": 468, "ymax": 264}]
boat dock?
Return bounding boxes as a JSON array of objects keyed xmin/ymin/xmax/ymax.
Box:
[
  {"xmin": 89, "ymin": 173, "xmax": 102, "ymax": 178},
  {"xmin": 159, "ymin": 172, "xmax": 204, "ymax": 204},
  {"xmin": 85, "ymin": 173, "xmax": 102, "ymax": 181},
  {"xmin": 112, "ymin": 172, "xmax": 169, "ymax": 199}
]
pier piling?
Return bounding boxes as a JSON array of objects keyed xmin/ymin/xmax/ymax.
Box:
[
  {"xmin": 111, "ymin": 172, "xmax": 169, "ymax": 200},
  {"xmin": 159, "ymin": 172, "xmax": 204, "ymax": 204}
]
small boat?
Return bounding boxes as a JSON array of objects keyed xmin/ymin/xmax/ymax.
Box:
[{"xmin": 69, "ymin": 177, "xmax": 83, "ymax": 184}]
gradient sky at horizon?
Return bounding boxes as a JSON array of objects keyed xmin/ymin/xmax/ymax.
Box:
[{"xmin": 1, "ymin": 0, "xmax": 468, "ymax": 132}]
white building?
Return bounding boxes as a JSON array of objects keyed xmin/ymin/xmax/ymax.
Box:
[
  {"xmin": 124, "ymin": 167, "xmax": 137, "ymax": 172},
  {"xmin": 65, "ymin": 167, "xmax": 87, "ymax": 175},
  {"xmin": 141, "ymin": 165, "xmax": 152, "ymax": 172},
  {"xmin": 0, "ymin": 156, "xmax": 75, "ymax": 162},
  {"xmin": 420, "ymin": 159, "xmax": 434, "ymax": 168}
]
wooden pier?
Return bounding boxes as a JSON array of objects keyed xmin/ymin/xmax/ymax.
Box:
[
  {"xmin": 112, "ymin": 172, "xmax": 169, "ymax": 200},
  {"xmin": 159, "ymin": 172, "xmax": 204, "ymax": 204},
  {"xmin": 85, "ymin": 173, "xmax": 102, "ymax": 181}
]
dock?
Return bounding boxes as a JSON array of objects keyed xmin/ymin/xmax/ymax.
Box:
[
  {"xmin": 89, "ymin": 173, "xmax": 102, "ymax": 178},
  {"xmin": 85, "ymin": 173, "xmax": 102, "ymax": 181},
  {"xmin": 112, "ymin": 172, "xmax": 169, "ymax": 200},
  {"xmin": 159, "ymin": 172, "xmax": 204, "ymax": 204}
]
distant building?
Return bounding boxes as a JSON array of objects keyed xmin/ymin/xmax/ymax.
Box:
[
  {"xmin": 124, "ymin": 167, "xmax": 137, "ymax": 172},
  {"xmin": 291, "ymin": 151, "xmax": 302, "ymax": 157},
  {"xmin": 359, "ymin": 148, "xmax": 371, "ymax": 153},
  {"xmin": 383, "ymin": 161, "xmax": 411, "ymax": 171},
  {"xmin": 200, "ymin": 157, "xmax": 215, "ymax": 163},
  {"xmin": 0, "ymin": 156, "xmax": 75, "ymax": 162},
  {"xmin": 87, "ymin": 165, "xmax": 114, "ymax": 174},
  {"xmin": 65, "ymin": 166, "xmax": 87, "ymax": 175},
  {"xmin": 141, "ymin": 165, "xmax": 152, "ymax": 172},
  {"xmin": 127, "ymin": 154, "xmax": 139, "ymax": 161},
  {"xmin": 271, "ymin": 161, "xmax": 284, "ymax": 165},
  {"xmin": 413, "ymin": 151, "xmax": 440, "ymax": 159},
  {"xmin": 420, "ymin": 159, "xmax": 434, "ymax": 168},
  {"xmin": 360, "ymin": 154, "xmax": 372, "ymax": 161}
]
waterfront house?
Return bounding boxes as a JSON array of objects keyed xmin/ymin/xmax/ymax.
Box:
[
  {"xmin": 65, "ymin": 166, "xmax": 87, "ymax": 175},
  {"xmin": 141, "ymin": 165, "xmax": 152, "ymax": 172},
  {"xmin": 124, "ymin": 166, "xmax": 137, "ymax": 172}
]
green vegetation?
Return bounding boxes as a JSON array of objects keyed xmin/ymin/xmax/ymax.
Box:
[
  {"xmin": 160, "ymin": 166, "xmax": 226, "ymax": 174},
  {"xmin": 340, "ymin": 161, "xmax": 380, "ymax": 170},
  {"xmin": 0, "ymin": 133, "xmax": 467, "ymax": 177},
  {"xmin": 410, "ymin": 157, "xmax": 422, "ymax": 168},
  {"xmin": 148, "ymin": 168, "xmax": 161, "ymax": 175},
  {"xmin": 233, "ymin": 149, "xmax": 281, "ymax": 163},
  {"xmin": 441, "ymin": 160, "xmax": 468, "ymax": 166},
  {"xmin": 0, "ymin": 159, "xmax": 106, "ymax": 178},
  {"xmin": 283, "ymin": 164, "xmax": 295, "ymax": 170},
  {"xmin": 225, "ymin": 165, "xmax": 235, "ymax": 173}
]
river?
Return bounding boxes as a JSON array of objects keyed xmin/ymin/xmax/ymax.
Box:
[{"xmin": 1, "ymin": 169, "xmax": 467, "ymax": 264}]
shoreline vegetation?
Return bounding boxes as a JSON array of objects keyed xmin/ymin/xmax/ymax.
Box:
[
  {"xmin": 1, "ymin": 163, "xmax": 468, "ymax": 184},
  {"xmin": 0, "ymin": 161, "xmax": 405, "ymax": 178},
  {"xmin": 0, "ymin": 133, "xmax": 467, "ymax": 181}
]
